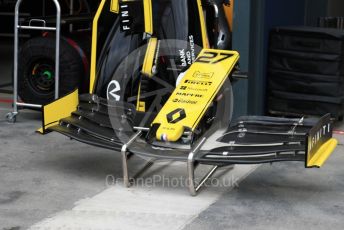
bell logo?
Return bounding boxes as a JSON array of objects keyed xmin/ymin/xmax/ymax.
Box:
[{"xmin": 167, "ymin": 108, "xmax": 186, "ymax": 124}]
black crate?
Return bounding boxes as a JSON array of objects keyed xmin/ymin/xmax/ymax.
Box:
[
  {"xmin": 267, "ymin": 26, "xmax": 344, "ymax": 119},
  {"xmin": 268, "ymin": 69, "xmax": 344, "ymax": 97},
  {"xmin": 268, "ymin": 90, "xmax": 344, "ymax": 119}
]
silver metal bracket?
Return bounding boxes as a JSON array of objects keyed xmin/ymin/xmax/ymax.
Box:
[
  {"xmin": 121, "ymin": 134, "xmax": 234, "ymax": 196},
  {"xmin": 187, "ymin": 137, "xmax": 234, "ymax": 196},
  {"xmin": 121, "ymin": 131, "xmax": 155, "ymax": 187}
]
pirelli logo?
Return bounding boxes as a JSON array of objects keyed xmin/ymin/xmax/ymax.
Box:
[{"xmin": 184, "ymin": 80, "xmax": 212, "ymax": 86}]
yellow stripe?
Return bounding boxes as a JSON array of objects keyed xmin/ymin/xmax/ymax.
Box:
[
  {"xmin": 89, "ymin": 0, "xmax": 107, "ymax": 94},
  {"xmin": 142, "ymin": 37, "xmax": 157, "ymax": 77},
  {"xmin": 136, "ymin": 81, "xmax": 142, "ymax": 111},
  {"xmin": 197, "ymin": 0, "xmax": 209, "ymax": 48},
  {"xmin": 307, "ymin": 138, "xmax": 338, "ymax": 168},
  {"xmin": 136, "ymin": 81, "xmax": 146, "ymax": 112},
  {"xmin": 143, "ymin": 0, "xmax": 153, "ymax": 34},
  {"xmin": 110, "ymin": 0, "xmax": 119, "ymax": 13}
]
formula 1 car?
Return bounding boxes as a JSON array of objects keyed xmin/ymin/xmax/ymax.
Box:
[{"xmin": 38, "ymin": 0, "xmax": 337, "ymax": 195}]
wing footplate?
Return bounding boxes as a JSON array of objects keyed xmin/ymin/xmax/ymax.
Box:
[{"xmin": 306, "ymin": 114, "xmax": 337, "ymax": 168}]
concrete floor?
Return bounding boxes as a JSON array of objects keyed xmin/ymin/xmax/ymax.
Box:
[
  {"xmin": 0, "ymin": 100, "xmax": 343, "ymax": 229},
  {"xmin": 184, "ymin": 151, "xmax": 344, "ymax": 230},
  {"xmin": 0, "ymin": 102, "xmax": 121, "ymax": 229},
  {"xmin": 1, "ymin": 38, "xmax": 344, "ymax": 230}
]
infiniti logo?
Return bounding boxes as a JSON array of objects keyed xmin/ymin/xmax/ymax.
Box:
[{"xmin": 107, "ymin": 80, "xmax": 121, "ymax": 101}]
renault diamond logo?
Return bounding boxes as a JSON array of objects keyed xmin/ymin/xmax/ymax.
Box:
[{"xmin": 167, "ymin": 108, "xmax": 186, "ymax": 124}]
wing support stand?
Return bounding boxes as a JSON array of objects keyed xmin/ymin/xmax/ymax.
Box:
[
  {"xmin": 121, "ymin": 131, "xmax": 155, "ymax": 187},
  {"xmin": 188, "ymin": 137, "xmax": 234, "ymax": 196}
]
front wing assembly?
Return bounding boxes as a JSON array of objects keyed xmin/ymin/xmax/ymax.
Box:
[{"xmin": 39, "ymin": 91, "xmax": 337, "ymax": 195}]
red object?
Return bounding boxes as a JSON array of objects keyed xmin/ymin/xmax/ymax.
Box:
[
  {"xmin": 333, "ymin": 130, "xmax": 344, "ymax": 135},
  {"xmin": 0, "ymin": 98, "xmax": 13, "ymax": 104}
]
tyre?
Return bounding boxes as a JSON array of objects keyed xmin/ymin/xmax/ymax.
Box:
[{"xmin": 18, "ymin": 36, "xmax": 84, "ymax": 105}]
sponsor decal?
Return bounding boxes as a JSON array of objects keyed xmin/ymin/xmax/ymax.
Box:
[
  {"xmin": 120, "ymin": 4, "xmax": 131, "ymax": 31},
  {"xmin": 196, "ymin": 51, "xmax": 234, "ymax": 64},
  {"xmin": 179, "ymin": 85, "xmax": 208, "ymax": 92},
  {"xmin": 179, "ymin": 35, "xmax": 197, "ymax": 67},
  {"xmin": 184, "ymin": 79, "xmax": 213, "ymax": 86},
  {"xmin": 176, "ymin": 92, "xmax": 203, "ymax": 98},
  {"xmin": 172, "ymin": 98, "xmax": 198, "ymax": 105},
  {"xmin": 193, "ymin": 71, "xmax": 214, "ymax": 79},
  {"xmin": 107, "ymin": 80, "xmax": 121, "ymax": 101},
  {"xmin": 309, "ymin": 123, "xmax": 331, "ymax": 151},
  {"xmin": 166, "ymin": 108, "xmax": 186, "ymax": 124},
  {"xmin": 188, "ymin": 35, "xmax": 196, "ymax": 63}
]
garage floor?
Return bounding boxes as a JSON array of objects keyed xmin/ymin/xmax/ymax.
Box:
[
  {"xmin": 1, "ymin": 40, "xmax": 344, "ymax": 230},
  {"xmin": 0, "ymin": 102, "xmax": 343, "ymax": 230}
]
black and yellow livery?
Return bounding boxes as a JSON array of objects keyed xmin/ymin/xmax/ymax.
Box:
[
  {"xmin": 39, "ymin": 0, "xmax": 337, "ymax": 195},
  {"xmin": 152, "ymin": 49, "xmax": 239, "ymax": 142}
]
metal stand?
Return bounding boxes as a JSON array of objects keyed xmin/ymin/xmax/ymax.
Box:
[
  {"xmin": 6, "ymin": 0, "xmax": 61, "ymax": 123},
  {"xmin": 187, "ymin": 138, "xmax": 216, "ymax": 196},
  {"xmin": 121, "ymin": 131, "xmax": 155, "ymax": 187},
  {"xmin": 120, "ymin": 134, "xmax": 234, "ymax": 196}
]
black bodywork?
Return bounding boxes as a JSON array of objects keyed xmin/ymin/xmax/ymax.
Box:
[
  {"xmin": 94, "ymin": 0, "xmax": 209, "ymax": 98},
  {"xmin": 51, "ymin": 95, "xmax": 332, "ymax": 166}
]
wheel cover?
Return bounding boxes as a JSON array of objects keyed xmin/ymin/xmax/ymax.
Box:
[{"xmin": 28, "ymin": 60, "xmax": 55, "ymax": 94}]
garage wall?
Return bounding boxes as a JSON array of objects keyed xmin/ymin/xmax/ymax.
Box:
[
  {"xmin": 231, "ymin": 0, "xmax": 250, "ymax": 120},
  {"xmin": 328, "ymin": 0, "xmax": 344, "ymax": 16},
  {"xmin": 305, "ymin": 0, "xmax": 328, "ymax": 26}
]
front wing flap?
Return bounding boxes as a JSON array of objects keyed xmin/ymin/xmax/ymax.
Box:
[
  {"xmin": 39, "ymin": 86, "xmax": 337, "ymax": 168},
  {"xmin": 197, "ymin": 114, "xmax": 337, "ymax": 168},
  {"xmin": 40, "ymin": 91, "xmax": 337, "ymax": 168}
]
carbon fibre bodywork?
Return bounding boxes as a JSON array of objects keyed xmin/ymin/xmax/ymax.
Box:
[{"xmin": 48, "ymin": 95, "xmax": 334, "ymax": 167}]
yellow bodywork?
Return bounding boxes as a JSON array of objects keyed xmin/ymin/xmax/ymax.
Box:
[
  {"xmin": 142, "ymin": 37, "xmax": 158, "ymax": 78},
  {"xmin": 136, "ymin": 37, "xmax": 158, "ymax": 112},
  {"xmin": 143, "ymin": 0, "xmax": 153, "ymax": 34},
  {"xmin": 152, "ymin": 49, "xmax": 239, "ymax": 142},
  {"xmin": 110, "ymin": 0, "xmax": 119, "ymax": 13},
  {"xmin": 90, "ymin": 0, "xmax": 107, "ymax": 93},
  {"xmin": 197, "ymin": 0, "xmax": 210, "ymax": 48},
  {"xmin": 37, "ymin": 89, "xmax": 79, "ymax": 134},
  {"xmin": 307, "ymin": 138, "xmax": 338, "ymax": 168},
  {"xmin": 136, "ymin": 83, "xmax": 145, "ymax": 112},
  {"xmin": 89, "ymin": 0, "xmax": 154, "ymax": 94}
]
